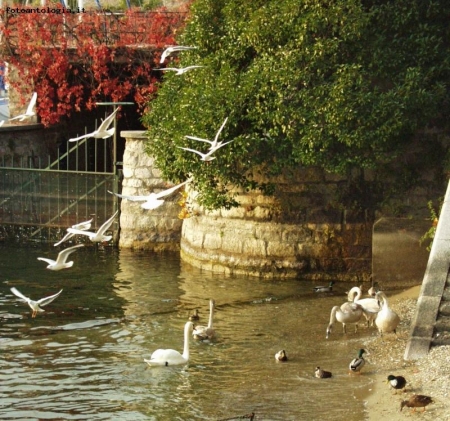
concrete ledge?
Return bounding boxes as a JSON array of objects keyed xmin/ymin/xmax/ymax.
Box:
[
  {"xmin": 120, "ymin": 130, "xmax": 147, "ymax": 139},
  {"xmin": 404, "ymin": 181, "xmax": 450, "ymax": 360}
]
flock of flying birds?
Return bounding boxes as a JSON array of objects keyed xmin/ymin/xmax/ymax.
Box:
[{"xmin": 5, "ymin": 45, "xmax": 435, "ymax": 412}]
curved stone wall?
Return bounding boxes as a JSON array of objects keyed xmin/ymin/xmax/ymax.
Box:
[{"xmin": 181, "ymin": 169, "xmax": 372, "ymax": 281}]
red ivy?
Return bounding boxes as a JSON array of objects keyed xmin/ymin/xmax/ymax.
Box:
[{"xmin": 0, "ymin": 3, "xmax": 191, "ymax": 126}]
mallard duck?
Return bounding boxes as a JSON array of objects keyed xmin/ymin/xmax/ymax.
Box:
[
  {"xmin": 326, "ymin": 303, "xmax": 364, "ymax": 338},
  {"xmin": 189, "ymin": 309, "xmax": 200, "ymax": 321},
  {"xmin": 275, "ymin": 350, "xmax": 288, "ymax": 362},
  {"xmin": 193, "ymin": 299, "xmax": 216, "ymax": 340},
  {"xmin": 375, "ymin": 291, "xmax": 400, "ymax": 335},
  {"xmin": 347, "ymin": 286, "xmax": 380, "ymax": 327},
  {"xmin": 349, "ymin": 348, "xmax": 366, "ymax": 374},
  {"xmin": 144, "ymin": 321, "xmax": 194, "ymax": 366},
  {"xmin": 387, "ymin": 374, "xmax": 406, "ymax": 393},
  {"xmin": 315, "ymin": 366, "xmax": 332, "ymax": 378},
  {"xmin": 313, "ymin": 281, "xmax": 335, "ymax": 293},
  {"xmin": 400, "ymin": 395, "xmax": 433, "ymax": 412}
]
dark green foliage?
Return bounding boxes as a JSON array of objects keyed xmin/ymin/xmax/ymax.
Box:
[{"xmin": 143, "ymin": 0, "xmax": 450, "ymax": 210}]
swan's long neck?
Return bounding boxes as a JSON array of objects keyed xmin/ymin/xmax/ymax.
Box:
[
  {"xmin": 182, "ymin": 322, "xmax": 192, "ymax": 360},
  {"xmin": 207, "ymin": 300, "xmax": 214, "ymax": 329},
  {"xmin": 329, "ymin": 306, "xmax": 338, "ymax": 324}
]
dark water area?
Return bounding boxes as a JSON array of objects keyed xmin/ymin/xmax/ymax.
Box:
[{"xmin": 0, "ymin": 243, "xmax": 376, "ymax": 420}]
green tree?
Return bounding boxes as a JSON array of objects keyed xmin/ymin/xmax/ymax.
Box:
[{"xmin": 143, "ymin": 0, "xmax": 450, "ymax": 210}]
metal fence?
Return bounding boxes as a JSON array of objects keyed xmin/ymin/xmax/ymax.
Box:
[{"xmin": 0, "ymin": 137, "xmax": 120, "ymax": 243}]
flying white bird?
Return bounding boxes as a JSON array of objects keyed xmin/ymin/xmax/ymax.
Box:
[
  {"xmin": 10, "ymin": 287, "xmax": 63, "ymax": 318},
  {"xmin": 67, "ymin": 210, "xmax": 118, "ymax": 242},
  {"xmin": 160, "ymin": 45, "xmax": 197, "ymax": 63},
  {"xmin": 0, "ymin": 120, "xmax": 5, "ymax": 127},
  {"xmin": 68, "ymin": 108, "xmax": 119, "ymax": 142},
  {"xmin": 108, "ymin": 180, "xmax": 189, "ymax": 210},
  {"xmin": 185, "ymin": 117, "xmax": 229, "ymax": 151},
  {"xmin": 9, "ymin": 92, "xmax": 37, "ymax": 122},
  {"xmin": 154, "ymin": 65, "xmax": 204, "ymax": 75},
  {"xmin": 54, "ymin": 219, "xmax": 93, "ymax": 247},
  {"xmin": 178, "ymin": 139, "xmax": 235, "ymax": 162},
  {"xmin": 38, "ymin": 244, "xmax": 84, "ymax": 271}
]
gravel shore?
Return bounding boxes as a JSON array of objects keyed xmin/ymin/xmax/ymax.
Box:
[{"xmin": 363, "ymin": 286, "xmax": 450, "ymax": 420}]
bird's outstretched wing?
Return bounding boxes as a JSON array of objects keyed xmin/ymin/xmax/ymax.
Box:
[
  {"xmin": 37, "ymin": 289, "xmax": 63, "ymax": 307},
  {"xmin": 10, "ymin": 287, "xmax": 30, "ymax": 303},
  {"xmin": 97, "ymin": 108, "xmax": 119, "ymax": 132},
  {"xmin": 25, "ymin": 92, "xmax": 38, "ymax": 115},
  {"xmin": 54, "ymin": 244, "xmax": 84, "ymax": 265}
]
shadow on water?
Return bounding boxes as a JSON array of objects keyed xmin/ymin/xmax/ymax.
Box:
[{"xmin": 0, "ymin": 244, "xmax": 377, "ymax": 420}]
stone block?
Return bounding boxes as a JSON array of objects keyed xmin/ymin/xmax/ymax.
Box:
[
  {"xmin": 221, "ymin": 236, "xmax": 243, "ymax": 253},
  {"xmin": 202, "ymin": 233, "xmax": 222, "ymax": 250},
  {"xmin": 266, "ymin": 241, "xmax": 295, "ymax": 257},
  {"xmin": 243, "ymin": 238, "xmax": 267, "ymax": 256}
]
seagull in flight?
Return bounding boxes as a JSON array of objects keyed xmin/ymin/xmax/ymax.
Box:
[
  {"xmin": 185, "ymin": 118, "xmax": 229, "ymax": 151},
  {"xmin": 9, "ymin": 92, "xmax": 37, "ymax": 122},
  {"xmin": 54, "ymin": 219, "xmax": 93, "ymax": 247},
  {"xmin": 38, "ymin": 244, "xmax": 84, "ymax": 271},
  {"xmin": 160, "ymin": 45, "xmax": 197, "ymax": 63},
  {"xmin": 10, "ymin": 287, "xmax": 63, "ymax": 318},
  {"xmin": 154, "ymin": 66, "xmax": 204, "ymax": 75},
  {"xmin": 178, "ymin": 140, "xmax": 235, "ymax": 162},
  {"xmin": 108, "ymin": 180, "xmax": 189, "ymax": 210},
  {"xmin": 68, "ymin": 108, "xmax": 119, "ymax": 142},
  {"xmin": 67, "ymin": 210, "xmax": 118, "ymax": 242}
]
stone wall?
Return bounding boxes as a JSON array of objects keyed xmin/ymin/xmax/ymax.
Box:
[
  {"xmin": 0, "ymin": 124, "xmax": 59, "ymax": 167},
  {"xmin": 181, "ymin": 170, "xmax": 372, "ymax": 281},
  {"xmin": 118, "ymin": 131, "xmax": 184, "ymax": 251}
]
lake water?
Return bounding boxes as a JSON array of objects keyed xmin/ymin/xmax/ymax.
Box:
[{"xmin": 0, "ymin": 243, "xmax": 376, "ymax": 420}]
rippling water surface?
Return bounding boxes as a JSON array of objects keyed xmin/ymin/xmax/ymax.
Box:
[{"xmin": 0, "ymin": 243, "xmax": 375, "ymax": 420}]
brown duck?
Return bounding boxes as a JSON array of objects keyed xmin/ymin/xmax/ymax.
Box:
[
  {"xmin": 315, "ymin": 366, "xmax": 332, "ymax": 378},
  {"xmin": 400, "ymin": 395, "xmax": 433, "ymax": 412}
]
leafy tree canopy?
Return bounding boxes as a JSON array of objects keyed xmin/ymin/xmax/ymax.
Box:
[{"xmin": 143, "ymin": 0, "xmax": 450, "ymax": 210}]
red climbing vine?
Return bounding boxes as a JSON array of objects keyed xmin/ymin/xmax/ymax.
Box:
[{"xmin": 0, "ymin": 2, "xmax": 191, "ymax": 126}]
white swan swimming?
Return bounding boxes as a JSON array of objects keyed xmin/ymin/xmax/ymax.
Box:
[
  {"xmin": 326, "ymin": 303, "xmax": 364, "ymax": 339},
  {"xmin": 9, "ymin": 92, "xmax": 37, "ymax": 122},
  {"xmin": 67, "ymin": 210, "xmax": 118, "ymax": 242},
  {"xmin": 69, "ymin": 108, "xmax": 119, "ymax": 142},
  {"xmin": 193, "ymin": 299, "xmax": 216, "ymax": 340},
  {"xmin": 347, "ymin": 286, "xmax": 380, "ymax": 326},
  {"xmin": 37, "ymin": 244, "xmax": 84, "ymax": 270},
  {"xmin": 375, "ymin": 291, "xmax": 400, "ymax": 335},
  {"xmin": 144, "ymin": 321, "xmax": 194, "ymax": 366},
  {"xmin": 10, "ymin": 287, "xmax": 63, "ymax": 317}
]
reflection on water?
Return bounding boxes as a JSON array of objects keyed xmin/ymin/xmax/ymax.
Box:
[{"xmin": 0, "ymin": 244, "xmax": 374, "ymax": 420}]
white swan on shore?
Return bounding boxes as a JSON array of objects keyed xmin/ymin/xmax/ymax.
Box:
[
  {"xmin": 326, "ymin": 303, "xmax": 364, "ymax": 339},
  {"xmin": 375, "ymin": 291, "xmax": 400, "ymax": 335},
  {"xmin": 144, "ymin": 321, "xmax": 194, "ymax": 366},
  {"xmin": 193, "ymin": 299, "xmax": 216, "ymax": 340},
  {"xmin": 347, "ymin": 286, "xmax": 380, "ymax": 326}
]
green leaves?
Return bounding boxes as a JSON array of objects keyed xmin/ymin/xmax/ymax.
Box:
[{"xmin": 144, "ymin": 0, "xmax": 450, "ymax": 210}]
